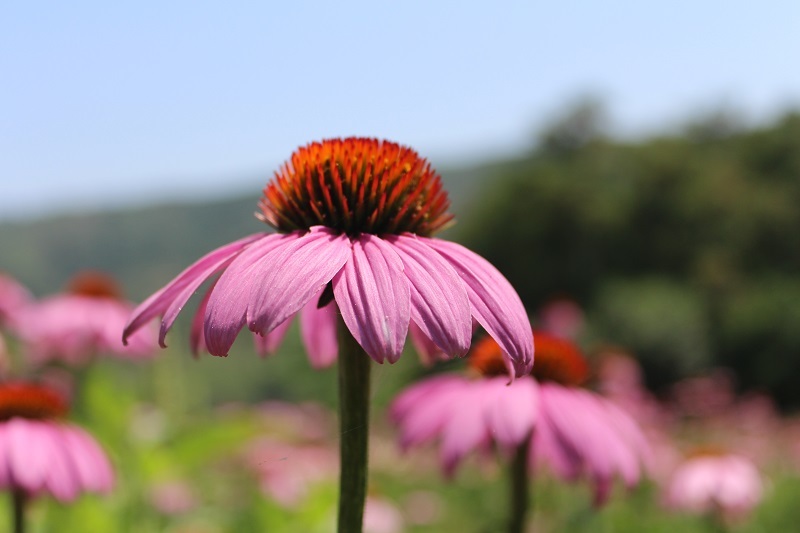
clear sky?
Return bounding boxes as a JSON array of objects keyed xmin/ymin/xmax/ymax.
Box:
[{"xmin": 1, "ymin": 1, "xmax": 798, "ymax": 220}]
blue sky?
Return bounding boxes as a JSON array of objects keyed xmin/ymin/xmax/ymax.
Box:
[{"xmin": 1, "ymin": 1, "xmax": 798, "ymax": 220}]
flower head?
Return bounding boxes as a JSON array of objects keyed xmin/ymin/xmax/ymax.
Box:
[
  {"xmin": 0, "ymin": 381, "xmax": 114, "ymax": 502},
  {"xmin": 124, "ymin": 138, "xmax": 532, "ymax": 375},
  {"xmin": 258, "ymin": 138, "xmax": 452, "ymax": 236},
  {"xmin": 665, "ymin": 451, "xmax": 763, "ymax": 517},
  {"xmin": 390, "ymin": 330, "xmax": 649, "ymax": 505},
  {"xmin": 17, "ymin": 271, "xmax": 157, "ymax": 365}
]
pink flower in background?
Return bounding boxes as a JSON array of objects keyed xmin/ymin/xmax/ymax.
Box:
[
  {"xmin": 665, "ymin": 452, "xmax": 763, "ymax": 517},
  {"xmin": 0, "ymin": 381, "xmax": 114, "ymax": 502},
  {"xmin": 0, "ymin": 273, "xmax": 31, "ymax": 330},
  {"xmin": 16, "ymin": 271, "xmax": 157, "ymax": 365},
  {"xmin": 364, "ymin": 497, "xmax": 405, "ymax": 533},
  {"xmin": 537, "ymin": 298, "xmax": 584, "ymax": 340},
  {"xmin": 595, "ymin": 348, "xmax": 672, "ymax": 429},
  {"xmin": 148, "ymin": 479, "xmax": 198, "ymax": 516},
  {"xmin": 670, "ymin": 369, "xmax": 736, "ymax": 419},
  {"xmin": 256, "ymin": 401, "xmax": 334, "ymax": 441},
  {"xmin": 244, "ymin": 437, "xmax": 337, "ymax": 508},
  {"xmin": 123, "ymin": 138, "xmax": 532, "ymax": 376},
  {"xmin": 391, "ymin": 331, "xmax": 650, "ymax": 505}
]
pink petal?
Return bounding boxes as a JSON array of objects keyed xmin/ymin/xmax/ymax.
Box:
[
  {"xmin": 123, "ymin": 233, "xmax": 260, "ymax": 344},
  {"xmin": 538, "ymin": 384, "xmax": 646, "ymax": 505},
  {"xmin": 0, "ymin": 425, "xmax": 8, "ymax": 487},
  {"xmin": 189, "ymin": 278, "xmax": 217, "ymax": 356},
  {"xmin": 389, "ymin": 375, "xmax": 464, "ymax": 422},
  {"xmin": 387, "ymin": 235, "xmax": 471, "ymax": 358},
  {"xmin": 407, "ymin": 320, "xmax": 445, "ymax": 366},
  {"xmin": 299, "ymin": 299, "xmax": 338, "ymax": 369},
  {"xmin": 567, "ymin": 390, "xmax": 639, "ymax": 489},
  {"xmin": 43, "ymin": 426, "xmax": 80, "ymax": 502},
  {"xmin": 204, "ymin": 233, "xmax": 299, "ymax": 356},
  {"xmin": 422, "ymin": 238, "xmax": 533, "ymax": 377},
  {"xmin": 532, "ymin": 407, "xmax": 583, "ymax": 480},
  {"xmin": 253, "ymin": 316, "xmax": 294, "ymax": 357},
  {"xmin": 393, "ymin": 378, "xmax": 467, "ymax": 449},
  {"xmin": 333, "ymin": 234, "xmax": 410, "ymax": 363},
  {"xmin": 600, "ymin": 399, "xmax": 652, "ymax": 482},
  {"xmin": 541, "ymin": 386, "xmax": 613, "ymax": 477},
  {"xmin": 247, "ymin": 227, "xmax": 351, "ymax": 338},
  {"xmin": 440, "ymin": 386, "xmax": 492, "ymax": 477},
  {"xmin": 60, "ymin": 425, "xmax": 114, "ymax": 493},
  {"xmin": 485, "ymin": 377, "xmax": 539, "ymax": 448},
  {"xmin": 7, "ymin": 419, "xmax": 51, "ymax": 492}
]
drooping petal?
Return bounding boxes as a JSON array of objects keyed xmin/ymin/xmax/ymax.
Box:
[
  {"xmin": 7, "ymin": 419, "xmax": 51, "ymax": 492},
  {"xmin": 601, "ymin": 399, "xmax": 654, "ymax": 478},
  {"xmin": 204, "ymin": 233, "xmax": 299, "ymax": 355},
  {"xmin": 395, "ymin": 379, "xmax": 467, "ymax": 450},
  {"xmin": 123, "ymin": 234, "xmax": 261, "ymax": 344},
  {"xmin": 538, "ymin": 384, "xmax": 646, "ymax": 506},
  {"xmin": 485, "ymin": 377, "xmax": 539, "ymax": 448},
  {"xmin": 387, "ymin": 235, "xmax": 471, "ymax": 358},
  {"xmin": 422, "ymin": 238, "xmax": 533, "ymax": 377},
  {"xmin": 247, "ymin": 227, "xmax": 350, "ymax": 336},
  {"xmin": 253, "ymin": 317, "xmax": 294, "ymax": 357},
  {"xmin": 439, "ymin": 385, "xmax": 492, "ymax": 477},
  {"xmin": 0, "ymin": 425, "xmax": 8, "ymax": 487},
  {"xmin": 42, "ymin": 426, "xmax": 80, "ymax": 502},
  {"xmin": 532, "ymin": 405, "xmax": 583, "ymax": 481},
  {"xmin": 189, "ymin": 278, "xmax": 216, "ymax": 356},
  {"xmin": 540, "ymin": 385, "xmax": 614, "ymax": 479},
  {"xmin": 389, "ymin": 374, "xmax": 465, "ymax": 422},
  {"xmin": 333, "ymin": 234, "xmax": 410, "ymax": 363},
  {"xmin": 407, "ymin": 320, "xmax": 445, "ymax": 366},
  {"xmin": 60, "ymin": 425, "xmax": 114, "ymax": 493},
  {"xmin": 299, "ymin": 298, "xmax": 338, "ymax": 369}
]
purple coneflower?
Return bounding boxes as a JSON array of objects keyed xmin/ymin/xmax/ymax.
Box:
[
  {"xmin": 391, "ymin": 331, "xmax": 649, "ymax": 532},
  {"xmin": 0, "ymin": 381, "xmax": 114, "ymax": 532},
  {"xmin": 16, "ymin": 271, "xmax": 157, "ymax": 366},
  {"xmin": 122, "ymin": 138, "xmax": 533, "ymax": 532},
  {"xmin": 665, "ymin": 450, "xmax": 763, "ymax": 522}
]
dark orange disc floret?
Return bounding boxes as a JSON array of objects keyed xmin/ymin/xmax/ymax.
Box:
[
  {"xmin": 257, "ymin": 138, "xmax": 454, "ymax": 236},
  {"xmin": 467, "ymin": 331, "xmax": 589, "ymax": 386},
  {"xmin": 467, "ymin": 335, "xmax": 512, "ymax": 378},
  {"xmin": 530, "ymin": 331, "xmax": 589, "ymax": 386},
  {"xmin": 0, "ymin": 382, "xmax": 68, "ymax": 421},
  {"xmin": 67, "ymin": 271, "xmax": 123, "ymax": 300}
]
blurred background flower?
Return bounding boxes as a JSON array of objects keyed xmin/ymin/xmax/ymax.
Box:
[
  {"xmin": 665, "ymin": 452, "xmax": 764, "ymax": 520},
  {"xmin": 15, "ymin": 271, "xmax": 157, "ymax": 366}
]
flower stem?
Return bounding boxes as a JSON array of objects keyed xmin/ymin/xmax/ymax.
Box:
[
  {"xmin": 508, "ymin": 436, "xmax": 532, "ymax": 533},
  {"xmin": 337, "ymin": 319, "xmax": 372, "ymax": 532},
  {"xmin": 11, "ymin": 489, "xmax": 26, "ymax": 533}
]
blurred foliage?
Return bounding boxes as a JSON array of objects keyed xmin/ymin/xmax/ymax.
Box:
[
  {"xmin": 457, "ymin": 109, "xmax": 800, "ymax": 405},
  {"xmin": 591, "ymin": 278, "xmax": 712, "ymax": 388}
]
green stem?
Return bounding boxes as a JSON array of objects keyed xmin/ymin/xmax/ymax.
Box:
[
  {"xmin": 337, "ymin": 320, "xmax": 372, "ymax": 533},
  {"xmin": 11, "ymin": 489, "xmax": 26, "ymax": 533},
  {"xmin": 508, "ymin": 436, "xmax": 532, "ymax": 533}
]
